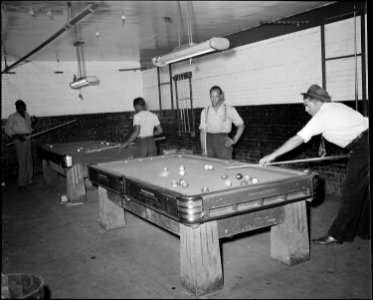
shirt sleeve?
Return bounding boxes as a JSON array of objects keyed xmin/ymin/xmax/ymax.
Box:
[
  {"xmin": 297, "ymin": 115, "xmax": 324, "ymax": 143},
  {"xmin": 229, "ymin": 107, "xmax": 244, "ymax": 126},
  {"xmin": 133, "ymin": 113, "xmax": 140, "ymax": 126},
  {"xmin": 153, "ymin": 114, "xmax": 160, "ymax": 126},
  {"xmin": 4, "ymin": 115, "xmax": 15, "ymax": 137},
  {"xmin": 199, "ymin": 108, "xmax": 206, "ymax": 130}
]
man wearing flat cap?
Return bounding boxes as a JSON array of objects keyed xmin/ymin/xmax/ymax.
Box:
[{"xmin": 259, "ymin": 84, "xmax": 369, "ymax": 244}]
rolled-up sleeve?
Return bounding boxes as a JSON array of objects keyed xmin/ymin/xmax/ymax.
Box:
[
  {"xmin": 229, "ymin": 107, "xmax": 244, "ymax": 127},
  {"xmin": 199, "ymin": 108, "xmax": 206, "ymax": 130},
  {"xmin": 297, "ymin": 115, "xmax": 324, "ymax": 143}
]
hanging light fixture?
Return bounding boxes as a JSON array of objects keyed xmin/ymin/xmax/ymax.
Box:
[
  {"xmin": 152, "ymin": 37, "xmax": 230, "ymax": 67},
  {"xmin": 152, "ymin": 1, "xmax": 229, "ymax": 67}
]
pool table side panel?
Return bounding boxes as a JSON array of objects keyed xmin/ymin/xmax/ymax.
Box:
[
  {"xmin": 270, "ymin": 200, "xmax": 310, "ymax": 265},
  {"xmin": 42, "ymin": 160, "xmax": 62, "ymax": 184},
  {"xmin": 217, "ymin": 206, "xmax": 285, "ymax": 238}
]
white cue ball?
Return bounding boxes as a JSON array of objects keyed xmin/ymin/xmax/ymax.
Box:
[
  {"xmin": 204, "ymin": 164, "xmax": 210, "ymax": 170},
  {"xmin": 225, "ymin": 179, "xmax": 232, "ymax": 187},
  {"xmin": 208, "ymin": 164, "xmax": 214, "ymax": 170},
  {"xmin": 179, "ymin": 170, "xmax": 185, "ymax": 176},
  {"xmin": 179, "ymin": 165, "xmax": 185, "ymax": 170},
  {"xmin": 252, "ymin": 177, "xmax": 259, "ymax": 184}
]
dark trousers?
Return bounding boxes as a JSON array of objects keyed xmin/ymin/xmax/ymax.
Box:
[
  {"xmin": 328, "ymin": 132, "xmax": 370, "ymax": 241},
  {"xmin": 206, "ymin": 133, "xmax": 233, "ymax": 160},
  {"xmin": 135, "ymin": 137, "xmax": 157, "ymax": 158},
  {"xmin": 14, "ymin": 139, "xmax": 33, "ymax": 187}
]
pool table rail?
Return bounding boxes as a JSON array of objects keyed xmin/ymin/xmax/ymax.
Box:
[{"xmin": 88, "ymin": 164, "xmax": 316, "ymax": 225}]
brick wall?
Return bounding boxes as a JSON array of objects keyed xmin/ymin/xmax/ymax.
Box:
[{"xmin": 1, "ymin": 100, "xmax": 363, "ymax": 196}]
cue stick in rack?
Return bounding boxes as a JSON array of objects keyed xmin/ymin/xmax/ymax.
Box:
[
  {"xmin": 85, "ymin": 136, "xmax": 166, "ymax": 153},
  {"xmin": 225, "ymin": 155, "xmax": 350, "ymax": 170},
  {"xmin": 5, "ymin": 119, "xmax": 77, "ymax": 147}
]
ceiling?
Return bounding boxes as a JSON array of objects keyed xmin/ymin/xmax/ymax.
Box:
[{"xmin": 1, "ymin": 1, "xmax": 335, "ymax": 68}]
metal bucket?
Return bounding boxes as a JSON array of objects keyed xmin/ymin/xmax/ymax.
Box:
[{"xmin": 1, "ymin": 273, "xmax": 45, "ymax": 299}]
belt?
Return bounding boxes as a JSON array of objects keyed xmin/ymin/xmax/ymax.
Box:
[
  {"xmin": 206, "ymin": 132, "xmax": 229, "ymax": 135},
  {"xmin": 346, "ymin": 129, "xmax": 368, "ymax": 150}
]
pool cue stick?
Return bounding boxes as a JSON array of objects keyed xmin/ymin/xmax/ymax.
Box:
[
  {"xmin": 353, "ymin": 6, "xmax": 359, "ymax": 111},
  {"xmin": 225, "ymin": 155, "xmax": 350, "ymax": 170},
  {"xmin": 5, "ymin": 119, "xmax": 77, "ymax": 147},
  {"xmin": 204, "ymin": 108, "xmax": 208, "ymax": 157},
  {"xmin": 85, "ymin": 136, "xmax": 166, "ymax": 153}
]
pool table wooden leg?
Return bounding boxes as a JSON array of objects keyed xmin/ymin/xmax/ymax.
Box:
[
  {"xmin": 270, "ymin": 200, "xmax": 310, "ymax": 265},
  {"xmin": 180, "ymin": 221, "xmax": 223, "ymax": 296},
  {"xmin": 66, "ymin": 164, "xmax": 87, "ymax": 203},
  {"xmin": 42, "ymin": 159, "xmax": 58, "ymax": 184},
  {"xmin": 98, "ymin": 186, "xmax": 126, "ymax": 230}
]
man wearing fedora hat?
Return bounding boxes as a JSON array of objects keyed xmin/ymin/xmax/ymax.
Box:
[{"xmin": 259, "ymin": 84, "xmax": 369, "ymax": 245}]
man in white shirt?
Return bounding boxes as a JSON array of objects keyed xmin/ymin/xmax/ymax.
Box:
[
  {"xmin": 199, "ymin": 86, "xmax": 245, "ymax": 159},
  {"xmin": 259, "ymin": 84, "xmax": 369, "ymax": 244},
  {"xmin": 122, "ymin": 97, "xmax": 163, "ymax": 157},
  {"xmin": 5, "ymin": 100, "xmax": 38, "ymax": 189}
]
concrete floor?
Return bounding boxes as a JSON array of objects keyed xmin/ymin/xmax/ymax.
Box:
[{"xmin": 2, "ymin": 174, "xmax": 371, "ymax": 299}]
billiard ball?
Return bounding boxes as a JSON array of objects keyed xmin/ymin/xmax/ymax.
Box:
[
  {"xmin": 179, "ymin": 165, "xmax": 185, "ymax": 170},
  {"xmin": 201, "ymin": 186, "xmax": 209, "ymax": 193},
  {"xmin": 235, "ymin": 173, "xmax": 243, "ymax": 180},
  {"xmin": 163, "ymin": 167, "xmax": 168, "ymax": 172},
  {"xmin": 180, "ymin": 180, "xmax": 189, "ymax": 188},
  {"xmin": 225, "ymin": 179, "xmax": 232, "ymax": 187},
  {"xmin": 252, "ymin": 177, "xmax": 259, "ymax": 184},
  {"xmin": 160, "ymin": 171, "xmax": 169, "ymax": 177},
  {"xmin": 49, "ymin": 144, "xmax": 53, "ymax": 148},
  {"xmin": 204, "ymin": 164, "xmax": 210, "ymax": 170},
  {"xmin": 77, "ymin": 148, "xmax": 81, "ymax": 152},
  {"xmin": 171, "ymin": 180, "xmax": 178, "ymax": 187},
  {"xmin": 221, "ymin": 174, "xmax": 228, "ymax": 180},
  {"xmin": 179, "ymin": 170, "xmax": 185, "ymax": 176},
  {"xmin": 240, "ymin": 180, "xmax": 249, "ymax": 186},
  {"xmin": 244, "ymin": 174, "xmax": 251, "ymax": 180},
  {"xmin": 208, "ymin": 164, "xmax": 214, "ymax": 170}
]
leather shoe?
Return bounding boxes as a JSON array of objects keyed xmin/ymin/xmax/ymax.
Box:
[{"xmin": 312, "ymin": 234, "xmax": 342, "ymax": 245}]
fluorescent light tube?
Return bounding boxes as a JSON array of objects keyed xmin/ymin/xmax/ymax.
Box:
[
  {"xmin": 152, "ymin": 37, "xmax": 230, "ymax": 67},
  {"xmin": 70, "ymin": 77, "xmax": 90, "ymax": 89}
]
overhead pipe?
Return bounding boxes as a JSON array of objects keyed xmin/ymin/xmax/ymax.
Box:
[{"xmin": 1, "ymin": 2, "xmax": 101, "ymax": 74}]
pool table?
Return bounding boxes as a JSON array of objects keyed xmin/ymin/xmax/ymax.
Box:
[
  {"xmin": 88, "ymin": 154, "xmax": 316, "ymax": 296},
  {"xmin": 37, "ymin": 140, "xmax": 136, "ymax": 203}
]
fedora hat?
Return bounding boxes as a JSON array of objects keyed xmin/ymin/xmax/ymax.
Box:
[{"xmin": 301, "ymin": 84, "xmax": 331, "ymax": 102}]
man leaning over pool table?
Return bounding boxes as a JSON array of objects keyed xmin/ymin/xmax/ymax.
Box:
[
  {"xmin": 259, "ymin": 84, "xmax": 369, "ymax": 245},
  {"xmin": 122, "ymin": 97, "xmax": 163, "ymax": 158}
]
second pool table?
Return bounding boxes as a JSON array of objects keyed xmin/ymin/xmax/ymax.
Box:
[{"xmin": 37, "ymin": 140, "xmax": 136, "ymax": 203}]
